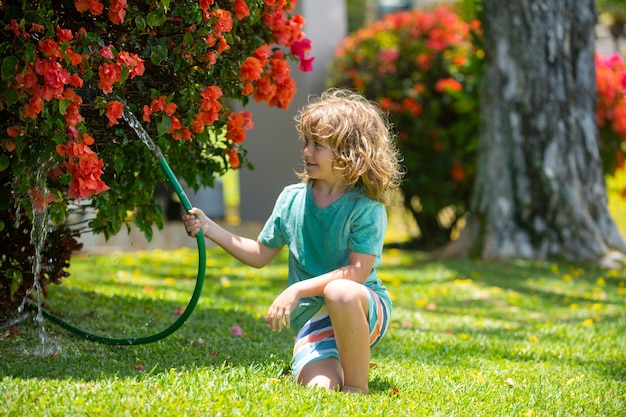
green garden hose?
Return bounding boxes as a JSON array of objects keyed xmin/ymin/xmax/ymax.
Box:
[{"xmin": 41, "ymin": 151, "xmax": 207, "ymax": 345}]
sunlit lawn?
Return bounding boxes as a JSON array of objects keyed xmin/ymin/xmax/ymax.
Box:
[
  {"xmin": 608, "ymin": 173, "xmax": 626, "ymax": 239},
  {"xmin": 1, "ymin": 244, "xmax": 625, "ymax": 416}
]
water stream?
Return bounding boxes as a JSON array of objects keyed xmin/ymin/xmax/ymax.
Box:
[
  {"xmin": 118, "ymin": 99, "xmax": 162, "ymax": 160},
  {"xmin": 17, "ymin": 163, "xmax": 62, "ymax": 355}
]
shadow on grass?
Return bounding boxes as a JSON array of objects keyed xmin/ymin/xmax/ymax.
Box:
[{"xmin": 1, "ymin": 286, "xmax": 294, "ymax": 382}]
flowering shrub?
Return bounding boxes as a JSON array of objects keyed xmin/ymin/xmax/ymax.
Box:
[
  {"xmin": 0, "ymin": 0, "xmax": 313, "ymax": 317},
  {"xmin": 329, "ymin": 5, "xmax": 626, "ymax": 247},
  {"xmin": 596, "ymin": 52, "xmax": 626, "ymax": 197},
  {"xmin": 328, "ymin": 5, "xmax": 481, "ymax": 247}
]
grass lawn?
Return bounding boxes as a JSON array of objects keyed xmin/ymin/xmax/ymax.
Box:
[{"xmin": 1, "ymin": 246, "xmax": 625, "ymax": 416}]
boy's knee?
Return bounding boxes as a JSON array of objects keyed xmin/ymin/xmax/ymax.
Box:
[{"xmin": 323, "ymin": 280, "xmax": 368, "ymax": 307}]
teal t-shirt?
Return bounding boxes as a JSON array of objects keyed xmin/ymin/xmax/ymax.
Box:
[{"xmin": 258, "ymin": 182, "xmax": 392, "ymax": 332}]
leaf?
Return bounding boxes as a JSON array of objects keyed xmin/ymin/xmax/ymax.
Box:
[
  {"xmin": 0, "ymin": 154, "xmax": 9, "ymax": 171},
  {"xmin": 157, "ymin": 114, "xmax": 171, "ymax": 137},
  {"xmin": 150, "ymin": 44, "xmax": 168, "ymax": 65},
  {"xmin": 1, "ymin": 56, "xmax": 18, "ymax": 80},
  {"xmin": 5, "ymin": 88, "xmax": 18, "ymax": 106},
  {"xmin": 146, "ymin": 11, "xmax": 166, "ymax": 27},
  {"xmin": 135, "ymin": 16, "xmax": 146, "ymax": 31}
]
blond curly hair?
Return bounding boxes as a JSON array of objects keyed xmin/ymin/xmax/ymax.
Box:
[{"xmin": 295, "ymin": 88, "xmax": 404, "ymax": 203}]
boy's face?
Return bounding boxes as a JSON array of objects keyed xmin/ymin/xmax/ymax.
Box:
[{"xmin": 301, "ymin": 136, "xmax": 340, "ymax": 182}]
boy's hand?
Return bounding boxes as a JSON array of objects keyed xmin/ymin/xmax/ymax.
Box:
[
  {"xmin": 266, "ymin": 286, "xmax": 300, "ymax": 332},
  {"xmin": 182, "ymin": 207, "xmax": 207, "ymax": 238}
]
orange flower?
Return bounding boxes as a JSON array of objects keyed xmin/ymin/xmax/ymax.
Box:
[
  {"xmin": 435, "ymin": 78, "xmax": 463, "ymax": 93},
  {"xmin": 105, "ymin": 100, "xmax": 124, "ymax": 126},
  {"xmin": 269, "ymin": 51, "xmax": 290, "ymax": 83},
  {"xmin": 142, "ymin": 105, "xmax": 152, "ymax": 122},
  {"xmin": 165, "ymin": 102, "xmax": 177, "ymax": 116},
  {"xmin": 65, "ymin": 49, "xmax": 83, "ymax": 66},
  {"xmin": 150, "ymin": 96, "xmax": 166, "ymax": 113},
  {"xmin": 58, "ymin": 141, "xmax": 109, "ymax": 200},
  {"xmin": 117, "ymin": 51, "xmax": 145, "ymax": 78},
  {"xmin": 108, "ymin": 0, "xmax": 127, "ymax": 25},
  {"xmin": 234, "ymin": 0, "xmax": 250, "ymax": 20},
  {"xmin": 3, "ymin": 140, "xmax": 16, "ymax": 152},
  {"xmin": 73, "ymin": 0, "xmax": 90, "ymax": 12},
  {"xmin": 451, "ymin": 160, "xmax": 466, "ymax": 182},
  {"xmin": 401, "ymin": 97, "xmax": 422, "ymax": 116},
  {"xmin": 227, "ymin": 148, "xmax": 240, "ymax": 169},
  {"xmin": 24, "ymin": 95, "xmax": 44, "ymax": 119},
  {"xmin": 38, "ymin": 39, "xmax": 61, "ymax": 58},
  {"xmin": 74, "ymin": 0, "xmax": 104, "ymax": 15},
  {"xmin": 253, "ymin": 44, "xmax": 271, "ymax": 63},
  {"xmin": 28, "ymin": 185, "xmax": 57, "ymax": 212},
  {"xmin": 82, "ymin": 132, "xmax": 95, "ymax": 145},
  {"xmin": 242, "ymin": 83, "xmax": 254, "ymax": 96},
  {"xmin": 64, "ymin": 99, "xmax": 84, "ymax": 127},
  {"xmin": 240, "ymin": 57, "xmax": 264, "ymax": 81},
  {"xmin": 6, "ymin": 126, "xmax": 25, "ymax": 138},
  {"xmin": 98, "ymin": 62, "xmax": 121, "ymax": 94}
]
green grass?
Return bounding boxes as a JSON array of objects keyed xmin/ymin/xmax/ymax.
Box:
[{"xmin": 1, "ymin": 247, "xmax": 625, "ymax": 416}]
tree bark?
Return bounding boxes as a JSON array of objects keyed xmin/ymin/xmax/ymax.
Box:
[{"xmin": 471, "ymin": 0, "xmax": 626, "ymax": 261}]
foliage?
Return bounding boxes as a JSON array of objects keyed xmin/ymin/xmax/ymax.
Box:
[
  {"xmin": 1, "ymin": 247, "xmax": 625, "ymax": 415},
  {"xmin": 1, "ymin": 0, "xmax": 312, "ymax": 236},
  {"xmin": 596, "ymin": 52, "xmax": 626, "ymax": 195},
  {"xmin": 329, "ymin": 4, "xmax": 626, "ymax": 247},
  {"xmin": 328, "ymin": 4, "xmax": 482, "ymax": 248},
  {"xmin": 0, "ymin": 0, "xmax": 313, "ymax": 314}
]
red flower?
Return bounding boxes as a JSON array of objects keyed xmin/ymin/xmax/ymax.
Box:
[
  {"xmin": 65, "ymin": 49, "xmax": 83, "ymax": 66},
  {"xmin": 74, "ymin": 0, "xmax": 104, "ymax": 15},
  {"xmin": 298, "ymin": 57, "xmax": 314, "ymax": 72},
  {"xmin": 290, "ymin": 38, "xmax": 314, "ymax": 72},
  {"xmin": 150, "ymin": 96, "xmax": 166, "ymax": 112},
  {"xmin": 435, "ymin": 78, "xmax": 463, "ymax": 93},
  {"xmin": 227, "ymin": 148, "xmax": 240, "ymax": 169},
  {"xmin": 28, "ymin": 185, "xmax": 57, "ymax": 212},
  {"xmin": 253, "ymin": 44, "xmax": 271, "ymax": 63},
  {"xmin": 74, "ymin": 0, "xmax": 90, "ymax": 12},
  {"xmin": 98, "ymin": 62, "xmax": 121, "ymax": 94},
  {"xmin": 242, "ymin": 83, "xmax": 254, "ymax": 96},
  {"xmin": 106, "ymin": 100, "xmax": 123, "ymax": 126},
  {"xmin": 6, "ymin": 126, "xmax": 26, "ymax": 138},
  {"xmin": 226, "ymin": 111, "xmax": 253, "ymax": 144},
  {"xmin": 24, "ymin": 95, "xmax": 44, "ymax": 119},
  {"xmin": 240, "ymin": 57, "xmax": 264, "ymax": 81},
  {"xmin": 269, "ymin": 50, "xmax": 290, "ymax": 83},
  {"xmin": 38, "ymin": 39, "xmax": 61, "ymax": 58},
  {"xmin": 55, "ymin": 26, "xmax": 73, "ymax": 42},
  {"xmin": 108, "ymin": 0, "xmax": 128, "ymax": 25},
  {"xmin": 165, "ymin": 102, "xmax": 177, "ymax": 116},
  {"xmin": 58, "ymin": 140, "xmax": 110, "ymax": 200},
  {"xmin": 234, "ymin": 0, "xmax": 250, "ymax": 20},
  {"xmin": 451, "ymin": 160, "xmax": 466, "ymax": 182},
  {"xmin": 117, "ymin": 51, "xmax": 145, "ymax": 78}
]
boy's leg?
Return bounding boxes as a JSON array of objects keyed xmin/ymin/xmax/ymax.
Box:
[
  {"xmin": 323, "ymin": 279, "xmax": 371, "ymax": 394},
  {"xmin": 297, "ymin": 357, "xmax": 343, "ymax": 391}
]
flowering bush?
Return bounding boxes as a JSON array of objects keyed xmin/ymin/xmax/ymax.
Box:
[
  {"xmin": 329, "ymin": 5, "xmax": 626, "ymax": 247},
  {"xmin": 328, "ymin": 5, "xmax": 481, "ymax": 247},
  {"xmin": 596, "ymin": 52, "xmax": 626, "ymax": 195},
  {"xmin": 0, "ymin": 0, "xmax": 313, "ymax": 319}
]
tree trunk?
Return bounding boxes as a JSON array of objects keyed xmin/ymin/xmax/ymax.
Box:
[{"xmin": 471, "ymin": 0, "xmax": 626, "ymax": 261}]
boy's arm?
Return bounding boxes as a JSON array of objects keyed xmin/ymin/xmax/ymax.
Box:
[
  {"xmin": 183, "ymin": 208, "xmax": 281, "ymax": 268},
  {"xmin": 293, "ymin": 251, "xmax": 375, "ymax": 297}
]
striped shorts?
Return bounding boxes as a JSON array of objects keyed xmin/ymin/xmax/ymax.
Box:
[{"xmin": 291, "ymin": 288, "xmax": 391, "ymax": 380}]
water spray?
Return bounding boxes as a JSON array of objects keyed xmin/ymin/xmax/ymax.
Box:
[{"xmin": 39, "ymin": 104, "xmax": 207, "ymax": 345}]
